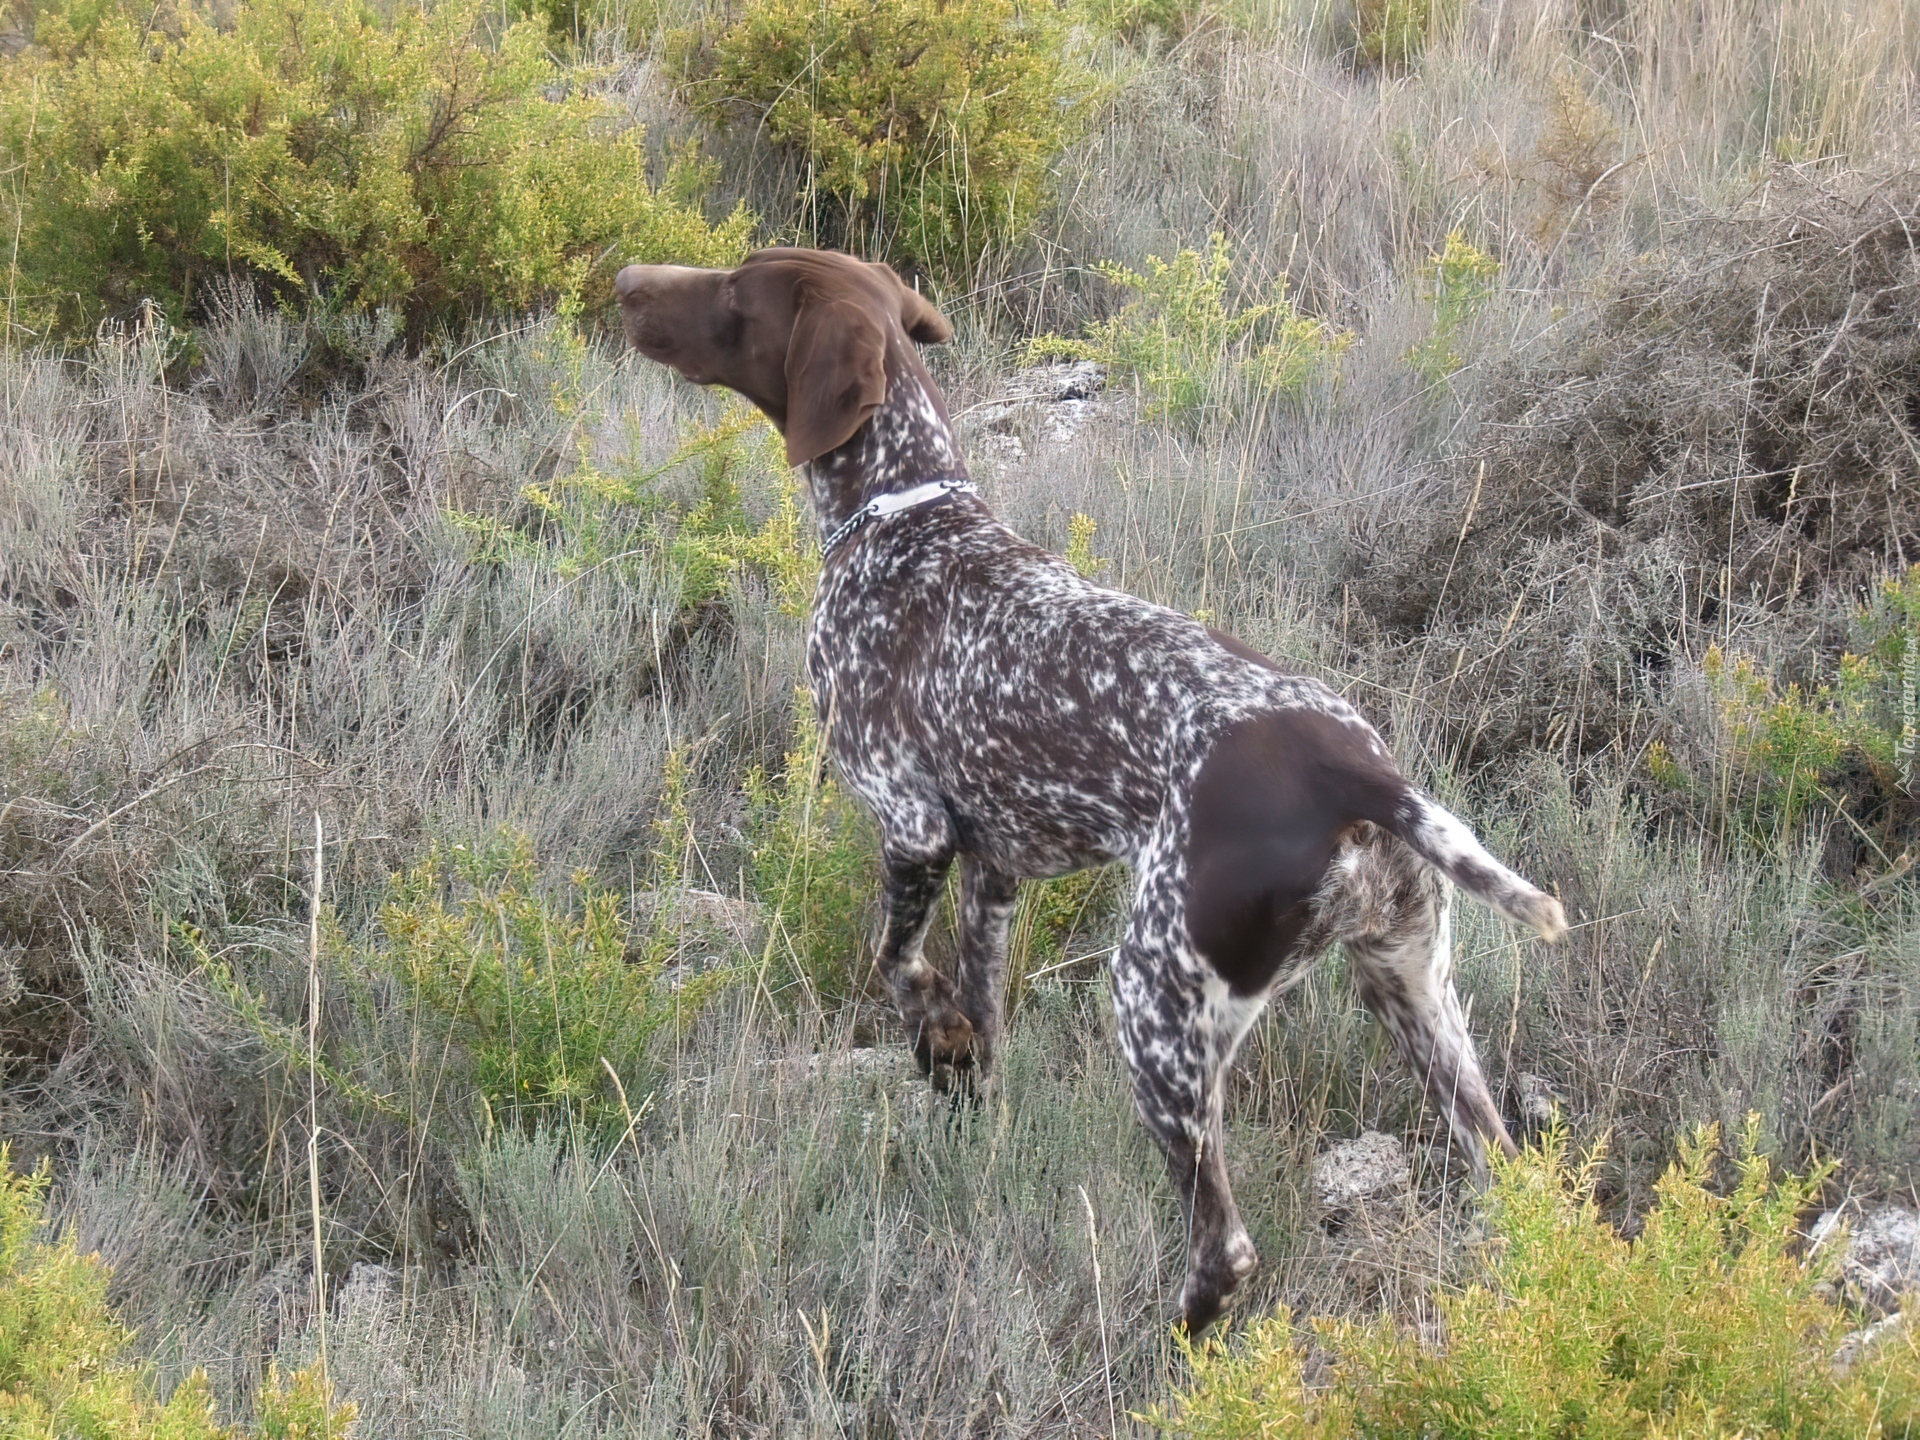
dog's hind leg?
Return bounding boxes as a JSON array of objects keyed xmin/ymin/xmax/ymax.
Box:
[
  {"xmin": 955, "ymin": 859, "xmax": 1020, "ymax": 1073},
  {"xmin": 1111, "ymin": 897, "xmax": 1260, "ymax": 1331},
  {"xmin": 1344, "ymin": 874, "xmax": 1517, "ymax": 1173}
]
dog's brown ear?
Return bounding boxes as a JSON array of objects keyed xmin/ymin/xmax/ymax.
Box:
[
  {"xmin": 863, "ymin": 259, "xmax": 952, "ymax": 344},
  {"xmin": 898, "ymin": 283, "xmax": 953, "ymax": 345},
  {"xmin": 783, "ymin": 292, "xmax": 889, "ymax": 467}
]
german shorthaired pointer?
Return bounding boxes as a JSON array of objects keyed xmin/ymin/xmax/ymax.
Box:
[{"xmin": 614, "ymin": 248, "xmax": 1566, "ymax": 1330}]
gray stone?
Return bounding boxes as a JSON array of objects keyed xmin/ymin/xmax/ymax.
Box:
[
  {"xmin": 771, "ymin": 1046, "xmax": 929, "ymax": 1138},
  {"xmin": 635, "ymin": 887, "xmax": 763, "ymax": 949},
  {"xmin": 772, "ymin": 1046, "xmax": 913, "ymax": 1087},
  {"xmin": 1515, "ymin": 1072, "xmax": 1566, "ymax": 1131},
  {"xmin": 1810, "ymin": 1200, "xmax": 1920, "ymax": 1315},
  {"xmin": 335, "ymin": 1261, "xmax": 397, "ymax": 1325},
  {"xmin": 965, "ymin": 361, "xmax": 1124, "ymax": 469},
  {"xmin": 1314, "ymin": 1131, "xmax": 1411, "ymax": 1215},
  {"xmin": 1833, "ymin": 1310, "xmax": 1910, "ymax": 1373}
]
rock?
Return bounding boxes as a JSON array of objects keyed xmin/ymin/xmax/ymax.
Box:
[
  {"xmin": 1810, "ymin": 1201, "xmax": 1920, "ymax": 1315},
  {"xmin": 972, "ymin": 431, "xmax": 1026, "ymax": 468},
  {"xmin": 771, "ymin": 1046, "xmax": 928, "ymax": 1136},
  {"xmin": 771, "ymin": 1046, "xmax": 913, "ymax": 1088},
  {"xmin": 635, "ymin": 887, "xmax": 762, "ymax": 947},
  {"xmin": 964, "ymin": 361, "xmax": 1125, "ymax": 469},
  {"xmin": 250, "ymin": 1258, "xmax": 309, "ymax": 1357},
  {"xmin": 1834, "ymin": 1310, "xmax": 1911, "ymax": 1373},
  {"xmin": 1515, "ymin": 1072, "xmax": 1565, "ymax": 1131},
  {"xmin": 335, "ymin": 1261, "xmax": 397, "ymax": 1325},
  {"xmin": 632, "ymin": 888, "xmax": 765, "ymax": 984},
  {"xmin": 1314, "ymin": 1131, "xmax": 1411, "ymax": 1215}
]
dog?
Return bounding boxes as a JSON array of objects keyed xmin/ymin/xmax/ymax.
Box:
[{"xmin": 614, "ymin": 247, "xmax": 1566, "ymax": 1331}]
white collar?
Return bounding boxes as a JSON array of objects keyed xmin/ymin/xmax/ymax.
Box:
[{"xmin": 821, "ymin": 476, "xmax": 977, "ymax": 553}]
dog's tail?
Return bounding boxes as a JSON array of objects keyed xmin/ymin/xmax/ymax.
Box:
[{"xmin": 1381, "ymin": 788, "xmax": 1567, "ymax": 942}]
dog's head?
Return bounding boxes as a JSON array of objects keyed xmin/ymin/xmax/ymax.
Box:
[{"xmin": 613, "ymin": 248, "xmax": 954, "ymax": 467}]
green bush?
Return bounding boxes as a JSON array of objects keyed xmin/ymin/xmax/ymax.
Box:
[
  {"xmin": 1150, "ymin": 1119, "xmax": 1920, "ymax": 1438},
  {"xmin": 1406, "ymin": 228, "xmax": 1499, "ymax": 381},
  {"xmin": 1062, "ymin": 511, "xmax": 1111, "ymax": 580},
  {"xmin": 1351, "ymin": 0, "xmax": 1443, "ymax": 70},
  {"xmin": 448, "ymin": 397, "xmax": 818, "ymax": 617},
  {"xmin": 0, "ymin": 1148, "xmax": 351, "ymax": 1437},
  {"xmin": 1077, "ymin": 0, "xmax": 1206, "ymax": 42},
  {"xmin": 1029, "ymin": 233, "xmax": 1347, "ymax": 422},
  {"xmin": 746, "ymin": 695, "xmax": 880, "ymax": 1009},
  {"xmin": 354, "ymin": 823, "xmax": 735, "ymax": 1137},
  {"xmin": 0, "ymin": 0, "xmax": 751, "ymax": 340},
  {"xmin": 673, "ymin": 0, "xmax": 1094, "ymax": 278},
  {"xmin": 1648, "ymin": 564, "xmax": 1920, "ymax": 844}
]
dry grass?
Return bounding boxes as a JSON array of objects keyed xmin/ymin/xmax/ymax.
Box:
[{"xmin": 5, "ymin": 0, "xmax": 1920, "ymax": 1433}]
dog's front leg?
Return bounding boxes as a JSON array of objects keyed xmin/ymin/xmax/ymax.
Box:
[
  {"xmin": 875, "ymin": 839, "xmax": 974, "ymax": 1087},
  {"xmin": 955, "ymin": 859, "xmax": 1020, "ymax": 1074}
]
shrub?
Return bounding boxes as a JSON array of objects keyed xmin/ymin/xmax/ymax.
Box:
[
  {"xmin": 1406, "ymin": 229, "xmax": 1498, "ymax": 381},
  {"xmin": 1149, "ymin": 1119, "xmax": 1920, "ymax": 1438},
  {"xmin": 1029, "ymin": 234, "xmax": 1347, "ymax": 422},
  {"xmin": 0, "ymin": 0, "xmax": 752, "ymax": 340},
  {"xmin": 0, "ymin": 1148, "xmax": 351, "ymax": 1437},
  {"xmin": 1339, "ymin": 173, "xmax": 1920, "ymax": 769},
  {"xmin": 1063, "ymin": 511, "xmax": 1110, "ymax": 580},
  {"xmin": 1647, "ymin": 565, "xmax": 1920, "ymax": 849},
  {"xmin": 746, "ymin": 694, "xmax": 880, "ymax": 1009},
  {"xmin": 1078, "ymin": 0, "xmax": 1206, "ymax": 42},
  {"xmin": 354, "ymin": 824, "xmax": 735, "ymax": 1137},
  {"xmin": 1351, "ymin": 0, "xmax": 1442, "ymax": 70},
  {"xmin": 449, "ymin": 400, "xmax": 817, "ymax": 615},
  {"xmin": 1528, "ymin": 74, "xmax": 1626, "ymax": 240},
  {"xmin": 673, "ymin": 0, "xmax": 1093, "ymax": 278}
]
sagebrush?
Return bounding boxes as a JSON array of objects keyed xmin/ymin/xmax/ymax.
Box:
[
  {"xmin": 4, "ymin": 0, "xmax": 1920, "ymax": 1433},
  {"xmin": 1153, "ymin": 1121, "xmax": 1920, "ymax": 1438},
  {"xmin": 1, "ymin": 0, "xmax": 751, "ymax": 337}
]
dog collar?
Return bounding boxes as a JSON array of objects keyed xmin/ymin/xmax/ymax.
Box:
[{"xmin": 820, "ymin": 476, "xmax": 977, "ymax": 554}]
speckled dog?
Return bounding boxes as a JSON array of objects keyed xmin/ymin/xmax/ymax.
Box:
[{"xmin": 614, "ymin": 248, "xmax": 1567, "ymax": 1330}]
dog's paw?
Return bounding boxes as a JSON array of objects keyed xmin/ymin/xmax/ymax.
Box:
[
  {"xmin": 896, "ymin": 965, "xmax": 976, "ymax": 1081},
  {"xmin": 1179, "ymin": 1232, "xmax": 1258, "ymax": 1334},
  {"xmin": 910, "ymin": 1011, "xmax": 976, "ymax": 1091}
]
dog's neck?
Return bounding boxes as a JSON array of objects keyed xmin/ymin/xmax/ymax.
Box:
[{"xmin": 803, "ymin": 343, "xmax": 969, "ymax": 537}]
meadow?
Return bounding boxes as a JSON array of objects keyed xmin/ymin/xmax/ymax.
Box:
[{"xmin": 4, "ymin": 0, "xmax": 1920, "ymax": 1432}]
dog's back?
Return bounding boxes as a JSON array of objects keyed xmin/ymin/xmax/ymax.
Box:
[{"xmin": 809, "ymin": 499, "xmax": 1348, "ymax": 873}]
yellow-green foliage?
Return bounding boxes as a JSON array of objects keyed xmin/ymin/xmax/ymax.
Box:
[
  {"xmin": 1079, "ymin": 0, "xmax": 1205, "ymax": 42},
  {"xmin": 1063, "ymin": 512, "xmax": 1110, "ymax": 580},
  {"xmin": 1407, "ymin": 229, "xmax": 1499, "ymax": 380},
  {"xmin": 0, "ymin": 1149, "xmax": 351, "ymax": 1438},
  {"xmin": 360, "ymin": 823, "xmax": 733, "ymax": 1136},
  {"xmin": 747, "ymin": 694, "xmax": 880, "ymax": 1008},
  {"xmin": 449, "ymin": 400, "xmax": 817, "ymax": 616},
  {"xmin": 1029, "ymin": 234, "xmax": 1347, "ymax": 422},
  {"xmin": 1149, "ymin": 1119, "xmax": 1920, "ymax": 1438},
  {"xmin": 674, "ymin": 0, "xmax": 1092, "ymax": 276},
  {"xmin": 1007, "ymin": 863, "xmax": 1125, "ymax": 999},
  {"xmin": 1353, "ymin": 0, "xmax": 1442, "ymax": 70},
  {"xmin": 0, "ymin": 0, "xmax": 751, "ymax": 339},
  {"xmin": 1649, "ymin": 564, "xmax": 1920, "ymax": 834}
]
